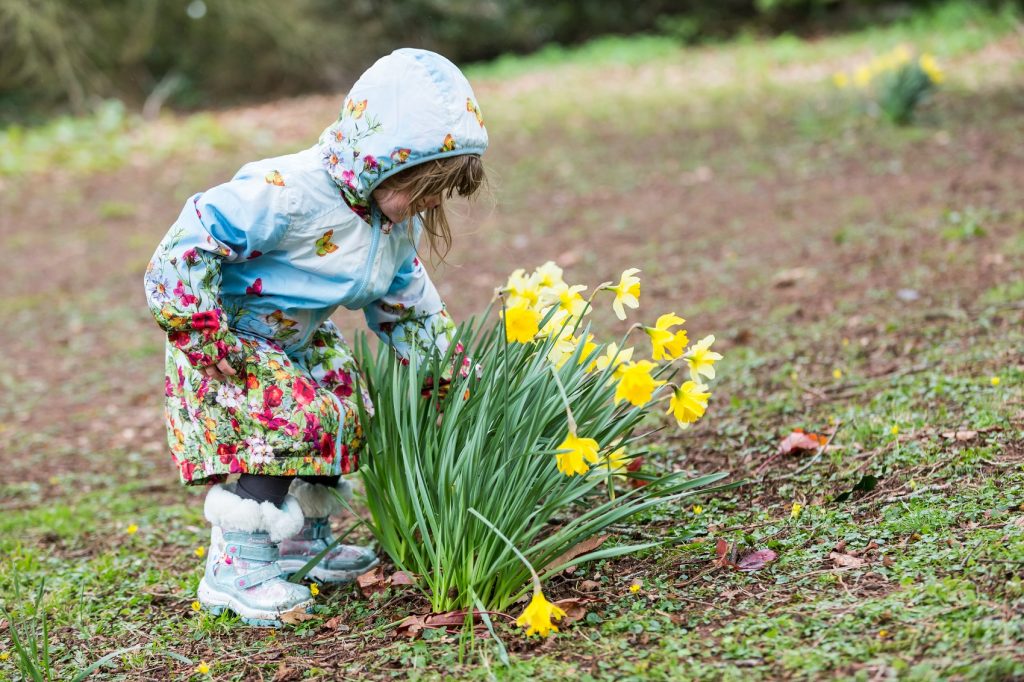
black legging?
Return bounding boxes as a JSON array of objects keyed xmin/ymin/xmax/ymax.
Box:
[{"xmin": 235, "ymin": 474, "xmax": 340, "ymax": 507}]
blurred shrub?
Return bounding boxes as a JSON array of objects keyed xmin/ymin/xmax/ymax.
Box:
[
  {"xmin": 0, "ymin": 0, "xmax": 1014, "ymax": 119},
  {"xmin": 832, "ymin": 46, "xmax": 944, "ymax": 124}
]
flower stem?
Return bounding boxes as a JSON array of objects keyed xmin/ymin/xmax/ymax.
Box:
[
  {"xmin": 548, "ymin": 366, "xmax": 577, "ymax": 433},
  {"xmin": 468, "ymin": 508, "xmax": 541, "ymax": 595}
]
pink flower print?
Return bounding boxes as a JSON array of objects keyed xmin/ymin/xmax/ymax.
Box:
[
  {"xmin": 182, "ymin": 248, "xmax": 199, "ymax": 265},
  {"xmin": 169, "ymin": 330, "xmax": 191, "ymax": 349},
  {"xmin": 264, "ymin": 385, "xmax": 284, "ymax": 408},
  {"xmin": 282, "ymin": 422, "xmax": 299, "ymax": 438},
  {"xmin": 390, "ymin": 148, "xmax": 411, "ymax": 164},
  {"xmin": 303, "ymin": 411, "xmax": 321, "ymax": 443},
  {"xmin": 318, "ymin": 432, "xmax": 335, "ymax": 462},
  {"xmin": 191, "ymin": 309, "xmax": 221, "ymax": 332},
  {"xmin": 341, "ymin": 169, "xmax": 357, "ymax": 188},
  {"xmin": 180, "ymin": 460, "xmax": 196, "ymax": 482},
  {"xmin": 292, "ymin": 377, "xmax": 316, "ymax": 407},
  {"xmin": 173, "ymin": 280, "xmax": 199, "ymax": 307},
  {"xmin": 164, "ymin": 376, "xmax": 174, "ymax": 397},
  {"xmin": 363, "ymin": 155, "xmax": 378, "ymax": 171},
  {"xmin": 254, "ymin": 409, "xmax": 289, "ymax": 431},
  {"xmin": 245, "ymin": 278, "xmax": 264, "ymax": 296},
  {"xmin": 196, "ymin": 377, "xmax": 210, "ymax": 401}
]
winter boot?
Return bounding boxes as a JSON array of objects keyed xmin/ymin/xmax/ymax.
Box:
[
  {"xmin": 197, "ymin": 484, "xmax": 314, "ymax": 627},
  {"xmin": 278, "ymin": 478, "xmax": 379, "ymax": 583}
]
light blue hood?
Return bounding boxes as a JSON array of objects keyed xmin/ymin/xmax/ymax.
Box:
[{"xmin": 317, "ymin": 48, "xmax": 489, "ymax": 212}]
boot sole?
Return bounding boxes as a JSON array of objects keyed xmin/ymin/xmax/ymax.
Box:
[
  {"xmin": 197, "ymin": 579, "xmax": 313, "ymax": 628},
  {"xmin": 278, "ymin": 556, "xmax": 380, "ymax": 584}
]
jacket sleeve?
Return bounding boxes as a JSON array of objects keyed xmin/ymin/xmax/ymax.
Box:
[
  {"xmin": 144, "ymin": 174, "xmax": 292, "ymax": 368},
  {"xmin": 363, "ymin": 251, "xmax": 456, "ymax": 363}
]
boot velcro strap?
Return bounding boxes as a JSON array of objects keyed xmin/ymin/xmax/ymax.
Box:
[
  {"xmin": 223, "ymin": 542, "xmax": 279, "ymax": 562},
  {"xmin": 234, "ymin": 563, "xmax": 282, "ymax": 590},
  {"xmin": 301, "ymin": 519, "xmax": 331, "ymax": 541}
]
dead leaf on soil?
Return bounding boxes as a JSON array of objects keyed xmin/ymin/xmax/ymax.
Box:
[
  {"xmin": 279, "ymin": 605, "xmax": 317, "ymax": 625},
  {"xmin": 272, "ymin": 662, "xmax": 301, "ymax": 682},
  {"xmin": 578, "ymin": 579, "xmax": 601, "ymax": 592},
  {"xmin": 356, "ymin": 566, "xmax": 418, "ymax": 596},
  {"xmin": 736, "ymin": 549, "xmax": 778, "ymax": 571},
  {"xmin": 553, "ymin": 597, "xmax": 592, "ymax": 626},
  {"xmin": 941, "ymin": 430, "xmax": 978, "ymax": 441},
  {"xmin": 777, "ymin": 429, "xmax": 828, "ymax": 456},
  {"xmin": 543, "ymin": 534, "xmax": 608, "ymax": 574},
  {"xmin": 829, "ymin": 552, "xmax": 865, "ymax": 569},
  {"xmin": 396, "ymin": 609, "xmax": 509, "ymax": 638},
  {"xmin": 772, "ymin": 267, "xmax": 816, "ymax": 288}
]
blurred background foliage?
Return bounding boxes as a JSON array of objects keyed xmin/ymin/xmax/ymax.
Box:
[{"xmin": 0, "ymin": 0, "xmax": 1013, "ymax": 123}]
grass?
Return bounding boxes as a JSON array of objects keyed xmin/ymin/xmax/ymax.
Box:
[{"xmin": 1, "ymin": 0, "xmax": 1023, "ymax": 678}]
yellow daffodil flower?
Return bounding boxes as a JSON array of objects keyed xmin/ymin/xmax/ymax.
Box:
[
  {"xmin": 516, "ymin": 591, "xmax": 567, "ymax": 637},
  {"xmin": 589, "ymin": 342, "xmax": 634, "ymax": 376},
  {"xmin": 685, "ymin": 335, "xmax": 723, "ymax": 382},
  {"xmin": 692, "ymin": 504, "xmax": 703, "ymax": 515},
  {"xmin": 126, "ymin": 524, "xmax": 139, "ymax": 535},
  {"xmin": 629, "ymin": 582, "xmax": 642, "ymax": 593},
  {"xmin": 503, "ymin": 303, "xmax": 541, "ymax": 343},
  {"xmin": 791, "ymin": 502, "xmax": 803, "ymax": 519},
  {"xmin": 891, "ymin": 425, "xmax": 900, "ymax": 435},
  {"xmin": 990, "ymin": 376, "xmax": 1000, "ymax": 387},
  {"xmin": 555, "ymin": 431, "xmax": 600, "ymax": 476},
  {"xmin": 919, "ymin": 54, "xmax": 944, "ymax": 84},
  {"xmin": 614, "ymin": 361, "xmax": 666, "ymax": 407},
  {"xmin": 0, "ymin": 652, "xmax": 9, "ymax": 661},
  {"xmin": 546, "ymin": 332, "xmax": 579, "ymax": 369},
  {"xmin": 194, "ymin": 546, "xmax": 206, "ymax": 558},
  {"xmin": 833, "ymin": 72, "xmax": 849, "ymax": 89},
  {"xmin": 667, "ymin": 381, "xmax": 710, "ymax": 428},
  {"xmin": 544, "ymin": 282, "xmax": 588, "ymax": 318},
  {"xmin": 833, "ymin": 368, "xmax": 843, "ymax": 379},
  {"xmin": 538, "ymin": 307, "xmax": 571, "ymax": 339},
  {"xmin": 605, "ymin": 268, "xmax": 641, "ymax": 320},
  {"xmin": 505, "ymin": 269, "xmax": 542, "ymax": 309},
  {"xmin": 534, "ymin": 261, "xmax": 564, "ymax": 289},
  {"xmin": 645, "ymin": 313, "xmax": 687, "ymax": 361},
  {"xmin": 196, "ymin": 661, "xmax": 210, "ymax": 674},
  {"xmin": 310, "ymin": 583, "xmax": 320, "ymax": 596},
  {"xmin": 191, "ymin": 600, "xmax": 202, "ymax": 612},
  {"xmin": 577, "ymin": 335, "xmax": 599, "ymax": 368},
  {"xmin": 853, "ymin": 65, "xmax": 872, "ymax": 88},
  {"xmin": 596, "ymin": 446, "xmax": 628, "ymax": 477}
]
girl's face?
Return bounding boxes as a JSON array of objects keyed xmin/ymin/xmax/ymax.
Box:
[{"xmin": 373, "ymin": 188, "xmax": 442, "ymax": 223}]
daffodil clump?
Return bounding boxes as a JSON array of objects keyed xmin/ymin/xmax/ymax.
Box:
[
  {"xmin": 354, "ymin": 263, "xmax": 728, "ymax": 632},
  {"xmin": 832, "ymin": 46, "xmax": 944, "ymax": 125}
]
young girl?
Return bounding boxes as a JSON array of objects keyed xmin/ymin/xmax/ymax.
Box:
[{"xmin": 144, "ymin": 48, "xmax": 487, "ymax": 626}]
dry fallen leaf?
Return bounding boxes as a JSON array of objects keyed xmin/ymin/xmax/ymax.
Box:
[
  {"xmin": 778, "ymin": 429, "xmax": 829, "ymax": 456},
  {"xmin": 543, "ymin": 534, "xmax": 608, "ymax": 574},
  {"xmin": 391, "ymin": 571, "xmax": 416, "ymax": 586},
  {"xmin": 279, "ymin": 605, "xmax": 316, "ymax": 625},
  {"xmin": 272, "ymin": 662, "xmax": 301, "ymax": 682},
  {"xmin": 941, "ymin": 430, "xmax": 978, "ymax": 441},
  {"xmin": 736, "ymin": 549, "xmax": 777, "ymax": 571},
  {"xmin": 552, "ymin": 598, "xmax": 591, "ymax": 626},
  {"xmin": 578, "ymin": 580, "xmax": 601, "ymax": 592},
  {"xmin": 829, "ymin": 551, "xmax": 865, "ymax": 569}
]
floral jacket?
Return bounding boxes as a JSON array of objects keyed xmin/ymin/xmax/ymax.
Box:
[{"xmin": 145, "ymin": 48, "xmax": 489, "ymax": 367}]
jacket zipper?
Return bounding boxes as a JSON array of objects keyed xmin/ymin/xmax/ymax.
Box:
[{"xmin": 350, "ymin": 204, "xmax": 383, "ymax": 303}]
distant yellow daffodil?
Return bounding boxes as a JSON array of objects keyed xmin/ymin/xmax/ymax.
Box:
[
  {"xmin": 629, "ymin": 582, "xmax": 642, "ymax": 594},
  {"xmin": 605, "ymin": 268, "xmax": 641, "ymax": 321},
  {"xmin": 891, "ymin": 425, "xmax": 900, "ymax": 436},
  {"xmin": 310, "ymin": 582, "xmax": 320, "ymax": 596},
  {"xmin": 614, "ymin": 360, "xmax": 666, "ymax": 407},
  {"xmin": 577, "ymin": 335, "xmax": 599, "ymax": 368},
  {"xmin": 833, "ymin": 71, "xmax": 849, "ymax": 89},
  {"xmin": 990, "ymin": 376, "xmax": 1000, "ymax": 387},
  {"xmin": 833, "ymin": 368, "xmax": 843, "ymax": 379},
  {"xmin": 547, "ymin": 332, "xmax": 579, "ymax": 369},
  {"xmin": 194, "ymin": 546, "xmax": 206, "ymax": 558},
  {"xmin": 853, "ymin": 65, "xmax": 873, "ymax": 88},
  {"xmin": 918, "ymin": 54, "xmax": 944, "ymax": 84},
  {"xmin": 791, "ymin": 502, "xmax": 803, "ymax": 519},
  {"xmin": 692, "ymin": 504, "xmax": 703, "ymax": 515},
  {"xmin": 667, "ymin": 381, "xmax": 710, "ymax": 428},
  {"xmin": 126, "ymin": 524, "xmax": 139, "ymax": 535},
  {"xmin": 645, "ymin": 313, "xmax": 687, "ymax": 361},
  {"xmin": 196, "ymin": 661, "xmax": 210, "ymax": 675},
  {"xmin": 555, "ymin": 431, "xmax": 601, "ymax": 476},
  {"xmin": 685, "ymin": 335, "xmax": 723, "ymax": 382},
  {"xmin": 191, "ymin": 600, "xmax": 202, "ymax": 612},
  {"xmin": 516, "ymin": 590, "xmax": 567, "ymax": 637},
  {"xmin": 503, "ymin": 303, "xmax": 541, "ymax": 343},
  {"xmin": 539, "ymin": 307, "xmax": 571, "ymax": 339},
  {"xmin": 0, "ymin": 652, "xmax": 9, "ymax": 661},
  {"xmin": 597, "ymin": 447, "xmax": 628, "ymax": 477}
]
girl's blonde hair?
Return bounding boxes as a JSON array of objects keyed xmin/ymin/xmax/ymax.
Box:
[{"xmin": 377, "ymin": 154, "xmax": 486, "ymax": 260}]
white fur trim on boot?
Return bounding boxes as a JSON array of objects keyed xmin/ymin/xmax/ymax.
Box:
[
  {"xmin": 203, "ymin": 484, "xmax": 305, "ymax": 543},
  {"xmin": 288, "ymin": 478, "xmax": 353, "ymax": 518}
]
